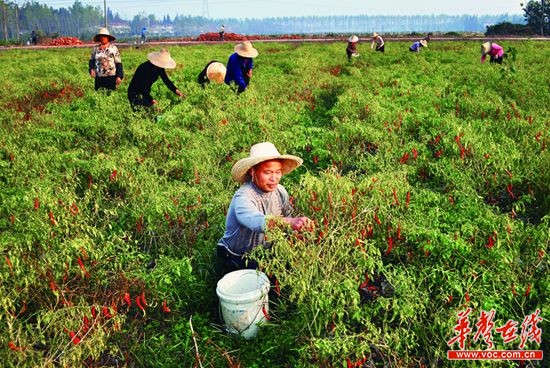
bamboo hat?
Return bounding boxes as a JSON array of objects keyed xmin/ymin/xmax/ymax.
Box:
[
  {"xmin": 420, "ymin": 39, "xmax": 428, "ymax": 47},
  {"xmin": 148, "ymin": 48, "xmax": 177, "ymax": 69},
  {"xmin": 234, "ymin": 41, "xmax": 259, "ymax": 58},
  {"xmin": 348, "ymin": 35, "xmax": 359, "ymax": 42},
  {"xmin": 93, "ymin": 27, "xmax": 115, "ymax": 42},
  {"xmin": 206, "ymin": 62, "xmax": 226, "ymax": 83},
  {"xmin": 481, "ymin": 42, "xmax": 492, "ymax": 55},
  {"xmin": 231, "ymin": 142, "xmax": 303, "ymax": 183}
]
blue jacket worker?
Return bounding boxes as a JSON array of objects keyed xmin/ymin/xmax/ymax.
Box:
[
  {"xmin": 217, "ymin": 142, "xmax": 311, "ymax": 272},
  {"xmin": 224, "ymin": 41, "xmax": 258, "ymax": 94},
  {"xmin": 409, "ymin": 39, "xmax": 428, "ymax": 52}
]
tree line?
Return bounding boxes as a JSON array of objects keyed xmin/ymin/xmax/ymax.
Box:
[{"xmin": 0, "ymin": 0, "xmax": 547, "ymax": 44}]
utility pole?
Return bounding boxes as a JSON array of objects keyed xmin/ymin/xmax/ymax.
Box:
[
  {"xmin": 104, "ymin": 0, "xmax": 107, "ymax": 27},
  {"xmin": 15, "ymin": 1, "xmax": 20, "ymax": 43}
]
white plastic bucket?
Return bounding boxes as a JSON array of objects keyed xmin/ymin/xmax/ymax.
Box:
[{"xmin": 216, "ymin": 269, "xmax": 270, "ymax": 339}]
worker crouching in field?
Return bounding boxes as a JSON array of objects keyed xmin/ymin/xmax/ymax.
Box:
[
  {"xmin": 217, "ymin": 142, "xmax": 312, "ymax": 274},
  {"xmin": 89, "ymin": 27, "xmax": 123, "ymax": 91},
  {"xmin": 346, "ymin": 35, "xmax": 360, "ymax": 60},
  {"xmin": 409, "ymin": 39, "xmax": 428, "ymax": 52},
  {"xmin": 198, "ymin": 61, "xmax": 227, "ymax": 87},
  {"xmin": 224, "ymin": 41, "xmax": 258, "ymax": 94},
  {"xmin": 127, "ymin": 48, "xmax": 184, "ymax": 111},
  {"xmin": 481, "ymin": 42, "xmax": 505, "ymax": 64}
]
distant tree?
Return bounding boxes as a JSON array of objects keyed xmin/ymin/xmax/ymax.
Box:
[
  {"xmin": 521, "ymin": 0, "xmax": 549, "ymax": 35},
  {"xmin": 485, "ymin": 21, "xmax": 533, "ymax": 35}
]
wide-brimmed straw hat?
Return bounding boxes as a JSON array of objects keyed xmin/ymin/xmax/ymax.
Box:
[
  {"xmin": 206, "ymin": 62, "xmax": 226, "ymax": 83},
  {"xmin": 372, "ymin": 32, "xmax": 379, "ymax": 38},
  {"xmin": 93, "ymin": 27, "xmax": 115, "ymax": 42},
  {"xmin": 420, "ymin": 39, "xmax": 428, "ymax": 47},
  {"xmin": 231, "ymin": 142, "xmax": 303, "ymax": 183},
  {"xmin": 234, "ymin": 41, "xmax": 259, "ymax": 58},
  {"xmin": 348, "ymin": 35, "xmax": 359, "ymax": 43},
  {"xmin": 148, "ymin": 48, "xmax": 177, "ymax": 69},
  {"xmin": 481, "ymin": 42, "xmax": 492, "ymax": 55}
]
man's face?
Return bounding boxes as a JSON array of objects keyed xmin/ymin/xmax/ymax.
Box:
[
  {"xmin": 251, "ymin": 160, "xmax": 283, "ymax": 192},
  {"xmin": 99, "ymin": 35, "xmax": 109, "ymax": 44}
]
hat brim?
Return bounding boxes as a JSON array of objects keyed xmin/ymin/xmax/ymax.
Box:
[
  {"xmin": 231, "ymin": 155, "xmax": 303, "ymax": 183},
  {"xmin": 348, "ymin": 36, "xmax": 359, "ymax": 42},
  {"xmin": 93, "ymin": 34, "xmax": 115, "ymax": 42},
  {"xmin": 148, "ymin": 53, "xmax": 177, "ymax": 69},
  {"xmin": 234, "ymin": 45, "xmax": 259, "ymax": 58}
]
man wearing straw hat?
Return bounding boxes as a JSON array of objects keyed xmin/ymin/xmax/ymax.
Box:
[
  {"xmin": 409, "ymin": 39, "xmax": 428, "ymax": 52},
  {"xmin": 224, "ymin": 40, "xmax": 258, "ymax": 94},
  {"xmin": 371, "ymin": 32, "xmax": 385, "ymax": 53},
  {"xmin": 197, "ymin": 60, "xmax": 227, "ymax": 87},
  {"xmin": 346, "ymin": 35, "xmax": 360, "ymax": 60},
  {"xmin": 89, "ymin": 27, "xmax": 124, "ymax": 91},
  {"xmin": 127, "ymin": 48, "xmax": 184, "ymax": 110},
  {"xmin": 480, "ymin": 42, "xmax": 505, "ymax": 64},
  {"xmin": 217, "ymin": 142, "xmax": 311, "ymax": 272}
]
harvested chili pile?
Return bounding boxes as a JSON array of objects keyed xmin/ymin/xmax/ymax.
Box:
[{"xmin": 48, "ymin": 37, "xmax": 84, "ymax": 46}]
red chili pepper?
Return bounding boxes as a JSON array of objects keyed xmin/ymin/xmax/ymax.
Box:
[
  {"xmin": 506, "ymin": 184, "xmax": 515, "ymax": 199},
  {"xmin": 83, "ymin": 315, "xmax": 90, "ymax": 331},
  {"xmin": 412, "ymin": 147, "xmax": 418, "ymax": 160},
  {"xmin": 18, "ymin": 300, "xmax": 27, "ymax": 316},
  {"xmin": 465, "ymin": 293, "xmax": 470, "ymax": 303},
  {"xmin": 49, "ymin": 280, "xmax": 57, "ymax": 292},
  {"xmin": 135, "ymin": 296, "xmax": 145, "ymax": 311},
  {"xmin": 399, "ymin": 152, "xmax": 409, "ymax": 164},
  {"xmin": 486, "ymin": 234, "xmax": 494, "ymax": 249},
  {"xmin": 123, "ymin": 292, "xmax": 131, "ymax": 307},
  {"xmin": 347, "ymin": 359, "xmax": 353, "ymax": 368},
  {"xmin": 373, "ymin": 212, "xmax": 381, "ymax": 226},
  {"xmin": 5, "ymin": 256, "xmax": 13, "ymax": 270},
  {"xmin": 313, "ymin": 155, "xmax": 318, "ymax": 164},
  {"xmin": 504, "ymin": 169, "xmax": 513, "ymax": 180},
  {"xmin": 524, "ymin": 284, "xmax": 531, "ymax": 297},
  {"xmin": 260, "ymin": 305, "xmax": 270, "ymax": 320},
  {"xmin": 447, "ymin": 295, "xmax": 453, "ymax": 304},
  {"xmin": 162, "ymin": 299, "xmax": 171, "ymax": 313},
  {"xmin": 49, "ymin": 211, "xmax": 57, "ymax": 226},
  {"xmin": 8, "ymin": 341, "xmax": 23, "ymax": 351},
  {"xmin": 385, "ymin": 236, "xmax": 393, "ymax": 256},
  {"xmin": 102, "ymin": 306, "xmax": 112, "ymax": 319},
  {"xmin": 140, "ymin": 292, "xmax": 147, "ymax": 307},
  {"xmin": 275, "ymin": 278, "xmax": 280, "ymax": 296},
  {"xmin": 69, "ymin": 203, "xmax": 79, "ymax": 215},
  {"xmin": 511, "ymin": 283, "xmax": 518, "ymax": 296},
  {"xmin": 449, "ymin": 195, "xmax": 455, "ymax": 205},
  {"xmin": 69, "ymin": 331, "xmax": 81, "ymax": 345},
  {"xmin": 397, "ymin": 224, "xmax": 402, "ymax": 240},
  {"xmin": 77, "ymin": 257, "xmax": 90, "ymax": 278},
  {"xmin": 33, "ymin": 197, "xmax": 40, "ymax": 210},
  {"xmin": 91, "ymin": 306, "xmax": 97, "ymax": 319},
  {"xmin": 434, "ymin": 148, "xmax": 443, "ymax": 158},
  {"xmin": 109, "ymin": 169, "xmax": 117, "ymax": 182},
  {"xmin": 359, "ymin": 275, "xmax": 370, "ymax": 289},
  {"xmin": 392, "ymin": 187, "xmax": 400, "ymax": 205},
  {"xmin": 405, "ymin": 191, "xmax": 411, "ymax": 208}
]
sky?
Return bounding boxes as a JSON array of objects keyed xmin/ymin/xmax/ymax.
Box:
[{"xmin": 38, "ymin": 0, "xmax": 523, "ymax": 20}]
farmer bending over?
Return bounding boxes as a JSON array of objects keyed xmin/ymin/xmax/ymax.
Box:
[
  {"xmin": 127, "ymin": 48, "xmax": 184, "ymax": 111},
  {"xmin": 409, "ymin": 39, "xmax": 427, "ymax": 52},
  {"xmin": 224, "ymin": 41, "xmax": 258, "ymax": 94},
  {"xmin": 217, "ymin": 142, "xmax": 311, "ymax": 273},
  {"xmin": 480, "ymin": 42, "xmax": 505, "ymax": 64}
]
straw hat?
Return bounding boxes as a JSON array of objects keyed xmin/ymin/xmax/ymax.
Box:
[
  {"xmin": 206, "ymin": 62, "xmax": 226, "ymax": 83},
  {"xmin": 373, "ymin": 32, "xmax": 379, "ymax": 38},
  {"xmin": 348, "ymin": 35, "xmax": 359, "ymax": 43},
  {"xmin": 148, "ymin": 48, "xmax": 177, "ymax": 69},
  {"xmin": 231, "ymin": 142, "xmax": 303, "ymax": 183},
  {"xmin": 420, "ymin": 39, "xmax": 428, "ymax": 47},
  {"xmin": 93, "ymin": 27, "xmax": 115, "ymax": 42},
  {"xmin": 234, "ymin": 41, "xmax": 259, "ymax": 58},
  {"xmin": 481, "ymin": 42, "xmax": 492, "ymax": 55}
]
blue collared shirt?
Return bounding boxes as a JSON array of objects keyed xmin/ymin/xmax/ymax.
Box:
[
  {"xmin": 218, "ymin": 182, "xmax": 292, "ymax": 256},
  {"xmin": 224, "ymin": 52, "xmax": 253, "ymax": 91}
]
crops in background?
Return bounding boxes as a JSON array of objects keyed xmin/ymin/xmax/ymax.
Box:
[{"xmin": 0, "ymin": 40, "xmax": 548, "ymax": 367}]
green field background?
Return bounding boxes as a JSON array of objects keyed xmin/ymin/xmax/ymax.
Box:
[{"xmin": 0, "ymin": 40, "xmax": 548, "ymax": 367}]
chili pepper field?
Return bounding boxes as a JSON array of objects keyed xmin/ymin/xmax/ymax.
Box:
[{"xmin": 0, "ymin": 40, "xmax": 548, "ymax": 367}]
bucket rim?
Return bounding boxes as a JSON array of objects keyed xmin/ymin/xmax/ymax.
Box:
[{"xmin": 216, "ymin": 269, "xmax": 270, "ymax": 303}]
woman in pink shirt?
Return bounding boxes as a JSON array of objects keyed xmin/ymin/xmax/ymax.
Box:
[{"xmin": 481, "ymin": 42, "xmax": 505, "ymax": 64}]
